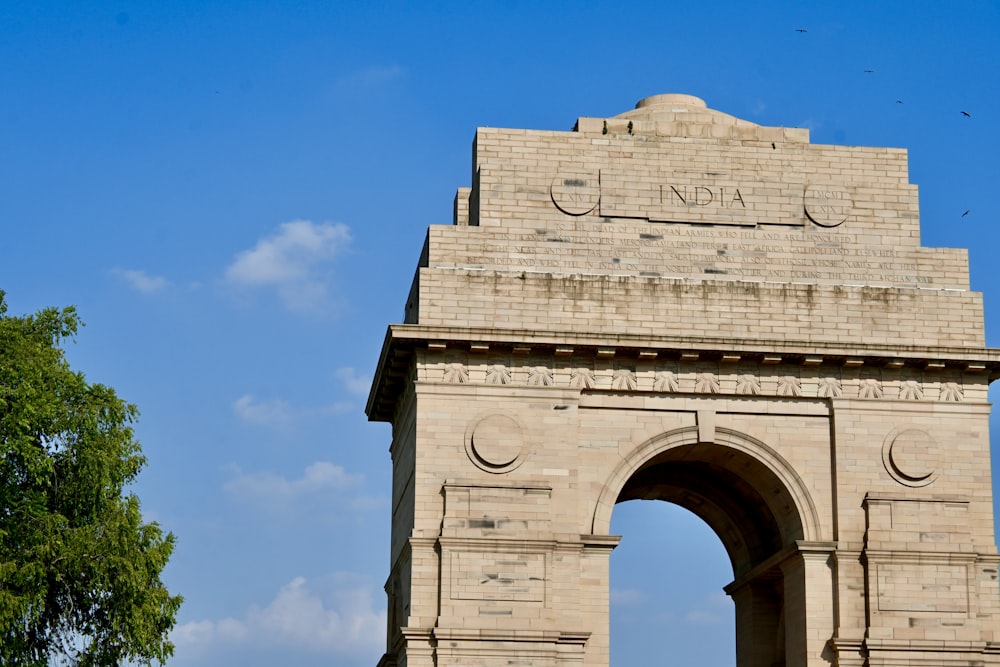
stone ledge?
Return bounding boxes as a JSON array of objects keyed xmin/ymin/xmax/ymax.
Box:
[{"xmin": 366, "ymin": 324, "xmax": 1000, "ymax": 421}]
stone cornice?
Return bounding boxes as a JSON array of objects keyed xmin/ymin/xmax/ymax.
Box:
[{"xmin": 366, "ymin": 323, "xmax": 1000, "ymax": 422}]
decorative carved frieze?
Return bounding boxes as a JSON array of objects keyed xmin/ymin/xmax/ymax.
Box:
[
  {"xmin": 611, "ymin": 369, "xmax": 637, "ymax": 391},
  {"xmin": 443, "ymin": 363, "xmax": 469, "ymax": 384},
  {"xmin": 527, "ymin": 366, "xmax": 554, "ymax": 387},
  {"xmin": 570, "ymin": 368, "xmax": 596, "ymax": 389},
  {"xmin": 777, "ymin": 375, "xmax": 802, "ymax": 397},
  {"xmin": 859, "ymin": 377, "xmax": 883, "ymax": 399},
  {"xmin": 485, "ymin": 364, "xmax": 511, "ymax": 385},
  {"xmin": 694, "ymin": 372, "xmax": 721, "ymax": 394},
  {"xmin": 817, "ymin": 377, "xmax": 843, "ymax": 398},
  {"xmin": 419, "ymin": 355, "xmax": 973, "ymax": 403},
  {"xmin": 653, "ymin": 371, "xmax": 679, "ymax": 392},
  {"xmin": 736, "ymin": 374, "xmax": 761, "ymax": 395},
  {"xmin": 940, "ymin": 381, "xmax": 964, "ymax": 402},
  {"xmin": 898, "ymin": 380, "xmax": 923, "ymax": 400}
]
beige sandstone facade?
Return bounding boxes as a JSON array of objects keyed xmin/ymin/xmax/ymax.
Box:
[{"xmin": 367, "ymin": 94, "xmax": 1000, "ymax": 666}]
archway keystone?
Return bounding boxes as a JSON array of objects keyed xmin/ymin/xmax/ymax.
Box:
[{"xmin": 367, "ymin": 95, "xmax": 1000, "ymax": 667}]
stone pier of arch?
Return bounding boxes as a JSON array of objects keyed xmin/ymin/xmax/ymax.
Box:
[{"xmin": 367, "ymin": 94, "xmax": 1000, "ymax": 667}]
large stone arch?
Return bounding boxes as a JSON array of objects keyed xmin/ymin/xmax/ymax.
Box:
[
  {"xmin": 595, "ymin": 426, "xmax": 827, "ymax": 667},
  {"xmin": 592, "ymin": 425, "xmax": 821, "ymax": 560},
  {"xmin": 367, "ymin": 95, "xmax": 1000, "ymax": 667}
]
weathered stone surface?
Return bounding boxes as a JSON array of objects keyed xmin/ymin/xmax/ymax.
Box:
[{"xmin": 368, "ymin": 94, "xmax": 1000, "ymax": 667}]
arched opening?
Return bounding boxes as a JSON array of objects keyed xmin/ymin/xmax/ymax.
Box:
[
  {"xmin": 597, "ymin": 429, "xmax": 818, "ymax": 667},
  {"xmin": 610, "ymin": 500, "xmax": 735, "ymax": 666}
]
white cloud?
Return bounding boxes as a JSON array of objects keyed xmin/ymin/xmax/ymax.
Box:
[
  {"xmin": 222, "ymin": 462, "xmax": 384, "ymax": 521},
  {"xmin": 610, "ymin": 587, "xmax": 646, "ymax": 607},
  {"xmin": 225, "ymin": 220, "xmax": 351, "ymax": 312},
  {"xmin": 334, "ymin": 367, "xmax": 371, "ymax": 396},
  {"xmin": 113, "ymin": 268, "xmax": 169, "ymax": 293},
  {"xmin": 172, "ymin": 618, "xmax": 247, "ymax": 645},
  {"xmin": 233, "ymin": 394, "xmax": 356, "ymax": 428},
  {"xmin": 685, "ymin": 609, "xmax": 724, "ymax": 625},
  {"xmin": 684, "ymin": 591, "xmax": 733, "ymax": 626},
  {"xmin": 322, "ymin": 400, "xmax": 355, "ymax": 415},
  {"xmin": 172, "ymin": 574, "xmax": 385, "ymax": 658},
  {"xmin": 233, "ymin": 394, "xmax": 292, "ymax": 427},
  {"xmin": 224, "ymin": 461, "xmax": 362, "ymax": 502}
]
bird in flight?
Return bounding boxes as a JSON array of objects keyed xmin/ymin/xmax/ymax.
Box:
[
  {"xmin": 962, "ymin": 210, "xmax": 970, "ymax": 218},
  {"xmin": 864, "ymin": 69, "xmax": 874, "ymax": 73},
  {"xmin": 795, "ymin": 28, "xmax": 807, "ymax": 32},
  {"xmin": 896, "ymin": 100, "xmax": 903, "ymax": 104},
  {"xmin": 961, "ymin": 111, "xmax": 971, "ymax": 117}
]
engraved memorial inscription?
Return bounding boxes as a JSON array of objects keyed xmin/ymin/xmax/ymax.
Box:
[
  {"xmin": 804, "ymin": 184, "xmax": 852, "ymax": 227},
  {"xmin": 551, "ymin": 172, "xmax": 599, "ymax": 215}
]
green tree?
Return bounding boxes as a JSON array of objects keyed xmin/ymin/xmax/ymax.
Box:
[{"xmin": 0, "ymin": 292, "xmax": 182, "ymax": 666}]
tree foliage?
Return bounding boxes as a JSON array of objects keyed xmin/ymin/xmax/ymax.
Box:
[{"xmin": 0, "ymin": 292, "xmax": 182, "ymax": 666}]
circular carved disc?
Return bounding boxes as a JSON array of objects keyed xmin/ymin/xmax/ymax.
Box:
[
  {"xmin": 551, "ymin": 172, "xmax": 600, "ymax": 215},
  {"xmin": 882, "ymin": 428, "xmax": 939, "ymax": 487},
  {"xmin": 804, "ymin": 184, "xmax": 852, "ymax": 227},
  {"xmin": 469, "ymin": 414, "xmax": 524, "ymax": 471}
]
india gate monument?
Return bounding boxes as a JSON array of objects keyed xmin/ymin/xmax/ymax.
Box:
[{"xmin": 366, "ymin": 94, "xmax": 1000, "ymax": 666}]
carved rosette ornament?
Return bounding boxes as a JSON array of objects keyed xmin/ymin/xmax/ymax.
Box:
[
  {"xmin": 817, "ymin": 377, "xmax": 843, "ymax": 398},
  {"xmin": 653, "ymin": 371, "xmax": 679, "ymax": 392},
  {"xmin": 611, "ymin": 369, "xmax": 637, "ymax": 391},
  {"xmin": 443, "ymin": 363, "xmax": 469, "ymax": 384},
  {"xmin": 695, "ymin": 373, "xmax": 721, "ymax": 394},
  {"xmin": 858, "ymin": 378, "xmax": 883, "ymax": 399},
  {"xmin": 898, "ymin": 380, "xmax": 923, "ymax": 401},
  {"xmin": 776, "ymin": 376, "xmax": 802, "ymax": 397},
  {"xmin": 570, "ymin": 368, "xmax": 596, "ymax": 389},
  {"xmin": 527, "ymin": 366, "xmax": 554, "ymax": 387},
  {"xmin": 736, "ymin": 374, "xmax": 761, "ymax": 395},
  {"xmin": 485, "ymin": 364, "xmax": 512, "ymax": 385},
  {"xmin": 940, "ymin": 382, "xmax": 964, "ymax": 402}
]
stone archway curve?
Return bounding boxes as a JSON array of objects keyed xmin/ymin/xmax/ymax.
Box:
[{"xmin": 590, "ymin": 425, "xmax": 822, "ymax": 548}]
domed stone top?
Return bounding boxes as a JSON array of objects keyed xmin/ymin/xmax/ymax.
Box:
[
  {"xmin": 634, "ymin": 93, "xmax": 707, "ymax": 110},
  {"xmin": 617, "ymin": 93, "xmax": 745, "ymax": 126},
  {"xmin": 573, "ymin": 93, "xmax": 809, "ymax": 143}
]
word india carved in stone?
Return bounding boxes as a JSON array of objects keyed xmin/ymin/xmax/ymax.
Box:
[
  {"xmin": 661, "ymin": 183, "xmax": 747, "ymax": 208},
  {"xmin": 555, "ymin": 170, "xmax": 851, "ymax": 229}
]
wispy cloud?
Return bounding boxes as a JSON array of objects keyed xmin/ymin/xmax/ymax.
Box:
[
  {"xmin": 222, "ymin": 461, "xmax": 385, "ymax": 521},
  {"xmin": 232, "ymin": 394, "xmax": 354, "ymax": 429},
  {"xmin": 610, "ymin": 588, "xmax": 646, "ymax": 607},
  {"xmin": 334, "ymin": 367, "xmax": 371, "ymax": 397},
  {"xmin": 225, "ymin": 220, "xmax": 351, "ymax": 313},
  {"xmin": 172, "ymin": 574, "xmax": 385, "ymax": 658},
  {"xmin": 684, "ymin": 592, "xmax": 733, "ymax": 626},
  {"xmin": 223, "ymin": 461, "xmax": 362, "ymax": 502},
  {"xmin": 321, "ymin": 400, "xmax": 354, "ymax": 415},
  {"xmin": 232, "ymin": 395, "xmax": 293, "ymax": 428},
  {"xmin": 113, "ymin": 268, "xmax": 169, "ymax": 293}
]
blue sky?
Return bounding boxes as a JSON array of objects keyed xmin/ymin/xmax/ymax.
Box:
[{"xmin": 2, "ymin": 2, "xmax": 998, "ymax": 665}]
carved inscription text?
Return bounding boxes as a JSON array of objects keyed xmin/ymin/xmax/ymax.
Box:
[
  {"xmin": 460, "ymin": 223, "xmax": 936, "ymax": 287},
  {"xmin": 662, "ymin": 185, "xmax": 746, "ymax": 209}
]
